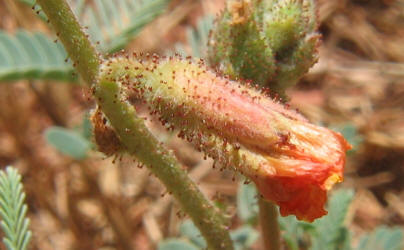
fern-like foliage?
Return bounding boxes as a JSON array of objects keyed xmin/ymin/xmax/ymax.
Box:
[
  {"xmin": 186, "ymin": 15, "xmax": 213, "ymax": 58},
  {"xmin": 0, "ymin": 0, "xmax": 170, "ymax": 82},
  {"xmin": 74, "ymin": 0, "xmax": 170, "ymax": 53},
  {"xmin": 0, "ymin": 30, "xmax": 74, "ymax": 82},
  {"xmin": 0, "ymin": 167, "xmax": 31, "ymax": 250},
  {"xmin": 174, "ymin": 16, "xmax": 213, "ymax": 58},
  {"xmin": 21, "ymin": 0, "xmax": 170, "ymax": 53}
]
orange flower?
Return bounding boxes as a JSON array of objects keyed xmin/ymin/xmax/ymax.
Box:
[
  {"xmin": 101, "ymin": 55, "xmax": 351, "ymax": 221},
  {"xmin": 199, "ymin": 77, "xmax": 351, "ymax": 221},
  {"xmin": 252, "ymin": 122, "xmax": 351, "ymax": 221}
]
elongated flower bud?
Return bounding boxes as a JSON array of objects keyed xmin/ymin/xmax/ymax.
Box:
[
  {"xmin": 208, "ymin": 0, "xmax": 320, "ymax": 96},
  {"xmin": 98, "ymin": 54, "xmax": 350, "ymax": 221}
]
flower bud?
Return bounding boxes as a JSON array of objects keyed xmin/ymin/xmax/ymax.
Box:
[
  {"xmin": 208, "ymin": 0, "xmax": 320, "ymax": 96},
  {"xmin": 99, "ymin": 54, "xmax": 350, "ymax": 221},
  {"xmin": 91, "ymin": 108, "xmax": 124, "ymax": 156}
]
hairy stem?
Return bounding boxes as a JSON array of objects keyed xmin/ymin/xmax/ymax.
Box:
[
  {"xmin": 258, "ymin": 197, "xmax": 281, "ymax": 250},
  {"xmin": 95, "ymin": 79, "xmax": 233, "ymax": 250},
  {"xmin": 36, "ymin": 0, "xmax": 99, "ymax": 85},
  {"xmin": 36, "ymin": 0, "xmax": 234, "ymax": 249}
]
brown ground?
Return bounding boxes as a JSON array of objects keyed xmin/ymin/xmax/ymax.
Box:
[{"xmin": 0, "ymin": 0, "xmax": 403, "ymax": 249}]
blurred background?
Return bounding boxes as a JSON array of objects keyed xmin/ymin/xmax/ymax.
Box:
[{"xmin": 0, "ymin": 0, "xmax": 403, "ymax": 249}]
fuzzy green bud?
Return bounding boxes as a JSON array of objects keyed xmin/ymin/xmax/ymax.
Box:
[{"xmin": 208, "ymin": 0, "xmax": 320, "ymax": 96}]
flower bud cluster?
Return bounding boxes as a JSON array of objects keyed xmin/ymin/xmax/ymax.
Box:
[{"xmin": 208, "ymin": 0, "xmax": 320, "ymax": 96}]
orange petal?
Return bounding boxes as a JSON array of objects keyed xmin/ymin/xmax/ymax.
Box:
[{"xmin": 253, "ymin": 130, "xmax": 350, "ymax": 222}]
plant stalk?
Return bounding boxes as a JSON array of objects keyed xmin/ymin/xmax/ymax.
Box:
[
  {"xmin": 36, "ymin": 0, "xmax": 99, "ymax": 85},
  {"xmin": 258, "ymin": 197, "xmax": 281, "ymax": 250},
  {"xmin": 95, "ymin": 79, "xmax": 233, "ymax": 249},
  {"xmin": 36, "ymin": 0, "xmax": 234, "ymax": 249}
]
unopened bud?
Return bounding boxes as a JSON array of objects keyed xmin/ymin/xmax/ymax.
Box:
[
  {"xmin": 208, "ymin": 0, "xmax": 320, "ymax": 96},
  {"xmin": 98, "ymin": 54, "xmax": 350, "ymax": 221}
]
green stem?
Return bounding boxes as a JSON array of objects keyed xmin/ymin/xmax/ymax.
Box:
[
  {"xmin": 95, "ymin": 80, "xmax": 233, "ymax": 250},
  {"xmin": 258, "ymin": 197, "xmax": 281, "ymax": 250},
  {"xmin": 36, "ymin": 0, "xmax": 234, "ymax": 249},
  {"xmin": 36, "ymin": 0, "xmax": 99, "ymax": 85}
]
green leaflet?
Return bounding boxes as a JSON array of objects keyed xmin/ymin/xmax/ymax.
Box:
[
  {"xmin": 237, "ymin": 182, "xmax": 259, "ymax": 224},
  {"xmin": 158, "ymin": 239, "xmax": 200, "ymax": 250},
  {"xmin": 310, "ymin": 189, "xmax": 355, "ymax": 250},
  {"xmin": 163, "ymin": 219, "xmax": 259, "ymax": 250},
  {"xmin": 173, "ymin": 16, "xmax": 213, "ymax": 58},
  {"xmin": 0, "ymin": 31, "xmax": 74, "ymax": 82},
  {"xmin": 357, "ymin": 227, "xmax": 403, "ymax": 250},
  {"xmin": 186, "ymin": 16, "xmax": 214, "ymax": 58},
  {"xmin": 0, "ymin": 167, "xmax": 31, "ymax": 250},
  {"xmin": 45, "ymin": 126, "xmax": 91, "ymax": 160},
  {"xmin": 180, "ymin": 220, "xmax": 207, "ymax": 248}
]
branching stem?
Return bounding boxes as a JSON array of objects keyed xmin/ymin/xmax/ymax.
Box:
[
  {"xmin": 95, "ymin": 79, "xmax": 233, "ymax": 249},
  {"xmin": 36, "ymin": 0, "xmax": 234, "ymax": 249}
]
